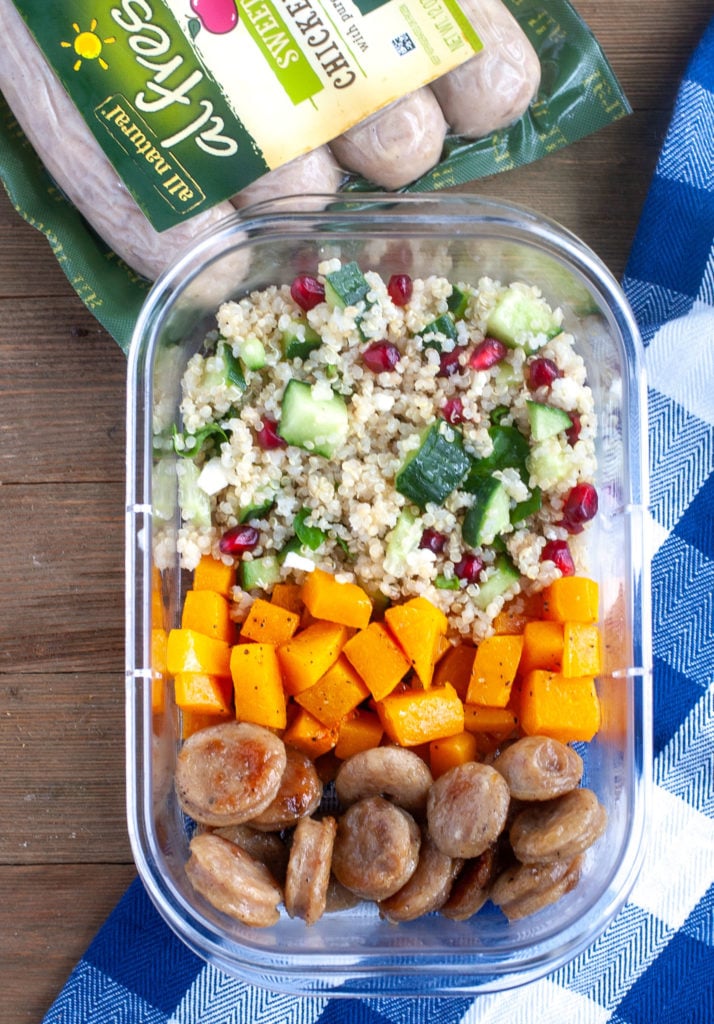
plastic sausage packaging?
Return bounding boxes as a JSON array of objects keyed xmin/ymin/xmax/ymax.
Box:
[{"xmin": 0, "ymin": 0, "xmax": 629, "ymax": 348}]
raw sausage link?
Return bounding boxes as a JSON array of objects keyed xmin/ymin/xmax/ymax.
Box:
[
  {"xmin": 231, "ymin": 147, "xmax": 343, "ymax": 211},
  {"xmin": 491, "ymin": 855, "xmax": 584, "ymax": 921},
  {"xmin": 284, "ymin": 815, "xmax": 337, "ymax": 926},
  {"xmin": 211, "ymin": 824, "xmax": 290, "ymax": 884},
  {"xmin": 331, "ymin": 796, "xmax": 421, "ymax": 901},
  {"xmin": 430, "ymin": 0, "xmax": 541, "ymax": 139},
  {"xmin": 329, "ymin": 88, "xmax": 447, "ymax": 191},
  {"xmin": 185, "ymin": 832, "xmax": 282, "ymax": 927},
  {"xmin": 334, "ymin": 745, "xmax": 433, "ymax": 815},
  {"xmin": 510, "ymin": 788, "xmax": 608, "ymax": 864},
  {"xmin": 379, "ymin": 830, "xmax": 462, "ymax": 923},
  {"xmin": 427, "ymin": 761, "xmax": 510, "ymax": 858},
  {"xmin": 440, "ymin": 844, "xmax": 501, "ymax": 921},
  {"xmin": 0, "ymin": 1, "xmax": 234, "ymax": 281},
  {"xmin": 175, "ymin": 721, "xmax": 287, "ymax": 827},
  {"xmin": 492, "ymin": 735, "xmax": 583, "ymax": 801},
  {"xmin": 248, "ymin": 745, "xmax": 323, "ymax": 832}
]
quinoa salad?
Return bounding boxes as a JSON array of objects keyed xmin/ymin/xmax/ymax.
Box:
[{"xmin": 154, "ymin": 259, "xmax": 597, "ymax": 642}]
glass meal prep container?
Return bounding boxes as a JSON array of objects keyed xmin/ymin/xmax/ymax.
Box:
[{"xmin": 125, "ymin": 194, "xmax": 652, "ymax": 997}]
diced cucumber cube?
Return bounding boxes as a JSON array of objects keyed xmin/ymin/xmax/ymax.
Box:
[
  {"xmin": 462, "ymin": 476, "xmax": 511, "ymax": 547},
  {"xmin": 465, "ymin": 425, "xmax": 529, "ymax": 488},
  {"xmin": 510, "ymin": 486, "xmax": 542, "ymax": 525},
  {"xmin": 325, "ymin": 261, "xmax": 370, "ymax": 308},
  {"xmin": 237, "ymin": 496, "xmax": 274, "ymax": 523},
  {"xmin": 219, "ymin": 341, "xmax": 247, "ymax": 390},
  {"xmin": 486, "ymin": 288, "xmax": 561, "ymax": 350},
  {"xmin": 384, "ymin": 509, "xmax": 423, "ymax": 576},
  {"xmin": 177, "ymin": 460, "xmax": 211, "ymax": 528},
  {"xmin": 396, "ymin": 421, "xmax": 471, "ymax": 510},
  {"xmin": 281, "ymin": 320, "xmax": 322, "ymax": 360},
  {"xmin": 447, "ymin": 285, "xmax": 470, "ymax": 319},
  {"xmin": 239, "ymin": 336, "xmax": 267, "ymax": 370},
  {"xmin": 278, "ymin": 380, "xmax": 349, "ymax": 458},
  {"xmin": 473, "ymin": 554, "xmax": 520, "ymax": 611},
  {"xmin": 417, "ymin": 313, "xmax": 458, "ymax": 350},
  {"xmin": 527, "ymin": 439, "xmax": 572, "ymax": 486},
  {"xmin": 526, "ymin": 400, "xmax": 573, "ymax": 441},
  {"xmin": 240, "ymin": 555, "xmax": 281, "ymax": 591}
]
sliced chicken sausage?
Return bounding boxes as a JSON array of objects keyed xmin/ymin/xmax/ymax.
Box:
[
  {"xmin": 175, "ymin": 721, "xmax": 286, "ymax": 827},
  {"xmin": 430, "ymin": 0, "xmax": 541, "ymax": 139},
  {"xmin": 185, "ymin": 832, "xmax": 282, "ymax": 927},
  {"xmin": 0, "ymin": 0, "xmax": 234, "ymax": 281},
  {"xmin": 332, "ymin": 796, "xmax": 421, "ymax": 901},
  {"xmin": 284, "ymin": 815, "xmax": 337, "ymax": 926},
  {"xmin": 490, "ymin": 854, "xmax": 584, "ymax": 921},
  {"xmin": 509, "ymin": 787, "xmax": 608, "ymax": 864},
  {"xmin": 248, "ymin": 745, "xmax": 323, "ymax": 832},
  {"xmin": 427, "ymin": 762, "xmax": 510, "ymax": 859},
  {"xmin": 334, "ymin": 745, "xmax": 433, "ymax": 815},
  {"xmin": 492, "ymin": 735, "xmax": 583, "ymax": 801},
  {"xmin": 379, "ymin": 830, "xmax": 462, "ymax": 923}
]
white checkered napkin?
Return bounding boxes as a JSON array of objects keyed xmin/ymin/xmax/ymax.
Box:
[{"xmin": 41, "ymin": 17, "xmax": 714, "ymax": 1024}]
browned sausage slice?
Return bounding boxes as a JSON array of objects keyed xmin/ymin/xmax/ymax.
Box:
[
  {"xmin": 185, "ymin": 832, "xmax": 282, "ymax": 927},
  {"xmin": 332, "ymin": 796, "xmax": 421, "ymax": 901},
  {"xmin": 212, "ymin": 823, "xmax": 290, "ymax": 884},
  {"xmin": 379, "ymin": 830, "xmax": 462, "ymax": 923},
  {"xmin": 491, "ymin": 854, "xmax": 584, "ymax": 920},
  {"xmin": 492, "ymin": 735, "xmax": 583, "ymax": 801},
  {"xmin": 440, "ymin": 845, "xmax": 500, "ymax": 921},
  {"xmin": 284, "ymin": 816, "xmax": 337, "ymax": 926},
  {"xmin": 509, "ymin": 788, "xmax": 607, "ymax": 864},
  {"xmin": 427, "ymin": 762, "xmax": 510, "ymax": 858},
  {"xmin": 175, "ymin": 721, "xmax": 286, "ymax": 827},
  {"xmin": 248, "ymin": 746, "xmax": 323, "ymax": 832},
  {"xmin": 334, "ymin": 745, "xmax": 433, "ymax": 814}
]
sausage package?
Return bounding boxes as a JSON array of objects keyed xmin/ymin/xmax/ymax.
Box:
[{"xmin": 0, "ymin": 0, "xmax": 629, "ymax": 351}]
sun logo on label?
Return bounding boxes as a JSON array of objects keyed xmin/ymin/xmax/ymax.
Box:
[{"xmin": 60, "ymin": 19, "xmax": 116, "ymax": 72}]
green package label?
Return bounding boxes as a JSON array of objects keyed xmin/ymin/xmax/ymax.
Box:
[
  {"xmin": 11, "ymin": 1, "xmax": 269, "ymax": 230},
  {"xmin": 236, "ymin": 0, "xmax": 324, "ymax": 105}
]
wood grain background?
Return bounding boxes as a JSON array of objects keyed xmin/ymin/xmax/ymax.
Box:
[{"xmin": 1, "ymin": 2, "xmax": 712, "ymax": 1019}]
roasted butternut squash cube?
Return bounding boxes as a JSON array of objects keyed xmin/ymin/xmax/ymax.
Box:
[
  {"xmin": 466, "ymin": 633, "xmax": 524, "ymax": 707},
  {"xmin": 520, "ymin": 670, "xmax": 601, "ymax": 743},
  {"xmin": 300, "ymin": 567, "xmax": 373, "ymax": 629},
  {"xmin": 230, "ymin": 642, "xmax": 286, "ymax": 729},
  {"xmin": 294, "ymin": 655, "xmax": 370, "ymax": 728},
  {"xmin": 342, "ymin": 622, "xmax": 411, "ymax": 701},
  {"xmin": 181, "ymin": 589, "xmax": 234, "ymax": 642},
  {"xmin": 240, "ymin": 597, "xmax": 299, "ymax": 645}
]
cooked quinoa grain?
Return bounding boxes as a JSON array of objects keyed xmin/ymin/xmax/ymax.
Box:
[{"xmin": 156, "ymin": 262, "xmax": 597, "ymax": 642}]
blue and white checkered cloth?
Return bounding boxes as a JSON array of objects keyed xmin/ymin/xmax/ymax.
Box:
[{"xmin": 43, "ymin": 20, "xmax": 714, "ymax": 1024}]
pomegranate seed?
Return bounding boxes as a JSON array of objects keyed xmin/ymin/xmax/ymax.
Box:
[
  {"xmin": 387, "ymin": 273, "xmax": 413, "ymax": 307},
  {"xmin": 454, "ymin": 553, "xmax": 484, "ymax": 584},
  {"xmin": 362, "ymin": 340, "xmax": 400, "ymax": 372},
  {"xmin": 441, "ymin": 396, "xmax": 465, "ymax": 424},
  {"xmin": 219, "ymin": 524, "xmax": 260, "ymax": 555},
  {"xmin": 528, "ymin": 357, "xmax": 562, "ymax": 389},
  {"xmin": 419, "ymin": 528, "xmax": 447, "ymax": 554},
  {"xmin": 469, "ymin": 337, "xmax": 508, "ymax": 371},
  {"xmin": 290, "ymin": 274, "xmax": 325, "ymax": 311},
  {"xmin": 562, "ymin": 483, "xmax": 599, "ymax": 531},
  {"xmin": 541, "ymin": 539, "xmax": 575, "ymax": 576},
  {"xmin": 566, "ymin": 412, "xmax": 581, "ymax": 446},
  {"xmin": 256, "ymin": 416, "xmax": 286, "ymax": 450},
  {"xmin": 438, "ymin": 349, "xmax": 462, "ymax": 378}
]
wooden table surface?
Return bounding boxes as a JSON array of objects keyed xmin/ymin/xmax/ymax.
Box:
[{"xmin": 1, "ymin": 3, "xmax": 712, "ymax": 1020}]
